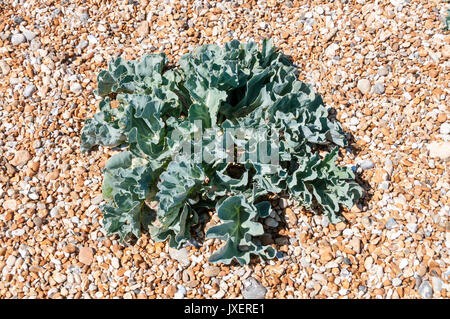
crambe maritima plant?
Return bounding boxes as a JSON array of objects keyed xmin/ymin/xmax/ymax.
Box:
[{"xmin": 81, "ymin": 39, "xmax": 363, "ymax": 265}]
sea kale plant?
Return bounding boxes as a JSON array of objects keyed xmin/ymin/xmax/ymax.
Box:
[{"xmin": 81, "ymin": 39, "xmax": 363, "ymax": 265}]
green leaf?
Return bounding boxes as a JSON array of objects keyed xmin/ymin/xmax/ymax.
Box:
[{"xmin": 206, "ymin": 195, "xmax": 276, "ymax": 265}]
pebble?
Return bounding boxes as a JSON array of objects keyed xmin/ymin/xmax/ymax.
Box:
[
  {"xmin": 0, "ymin": 61, "xmax": 10, "ymax": 76},
  {"xmin": 3, "ymin": 199, "xmax": 17, "ymax": 211},
  {"xmin": 357, "ymin": 79, "xmax": 371, "ymax": 94},
  {"xmin": 428, "ymin": 142, "xmax": 450, "ymax": 161},
  {"xmin": 204, "ymin": 265, "xmax": 220, "ymax": 277},
  {"xmin": 174, "ymin": 284, "xmax": 186, "ymax": 299},
  {"xmin": 399, "ymin": 259, "xmax": 408, "ymax": 270},
  {"xmin": 111, "ymin": 257, "xmax": 120, "ymax": 269},
  {"xmin": 431, "ymin": 277, "xmax": 443, "ymax": 293},
  {"xmin": 325, "ymin": 43, "xmax": 339, "ymax": 58},
  {"xmin": 392, "ymin": 278, "xmax": 402, "ymax": 287},
  {"xmin": 278, "ymin": 198, "xmax": 288, "ymax": 209},
  {"xmin": 23, "ymin": 84, "xmax": 37, "ymax": 98},
  {"xmin": 358, "ymin": 160, "xmax": 374, "ymax": 170},
  {"xmin": 11, "ymin": 33, "xmax": 25, "ymax": 45},
  {"xmin": 168, "ymin": 247, "xmax": 190, "ymax": 266},
  {"xmin": 22, "ymin": 30, "xmax": 36, "ymax": 41},
  {"xmin": 418, "ymin": 281, "xmax": 433, "ymax": 298},
  {"xmin": 406, "ymin": 223, "xmax": 417, "ymax": 233},
  {"xmin": 70, "ymin": 83, "xmax": 82, "ymax": 94},
  {"xmin": 264, "ymin": 217, "xmax": 279, "ymax": 227},
  {"xmin": 242, "ymin": 277, "xmax": 267, "ymax": 299},
  {"xmin": 78, "ymin": 247, "xmax": 94, "ymax": 265},
  {"xmin": 377, "ymin": 66, "xmax": 389, "ymax": 76},
  {"xmin": 136, "ymin": 21, "xmax": 149, "ymax": 37},
  {"xmin": 6, "ymin": 255, "xmax": 17, "ymax": 268},
  {"xmin": 10, "ymin": 150, "xmax": 31, "ymax": 167},
  {"xmin": 384, "ymin": 158, "xmax": 394, "ymax": 176},
  {"xmin": 372, "ymin": 83, "xmax": 385, "ymax": 95},
  {"xmin": 53, "ymin": 272, "xmax": 66, "ymax": 284},
  {"xmin": 385, "ymin": 217, "xmax": 398, "ymax": 230}
]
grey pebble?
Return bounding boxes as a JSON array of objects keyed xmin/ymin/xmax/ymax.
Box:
[
  {"xmin": 406, "ymin": 223, "xmax": 418, "ymax": 233},
  {"xmin": 22, "ymin": 29, "xmax": 36, "ymax": 41},
  {"xmin": 23, "ymin": 84, "xmax": 36, "ymax": 98},
  {"xmin": 264, "ymin": 217, "xmax": 279, "ymax": 228},
  {"xmin": 377, "ymin": 66, "xmax": 389, "ymax": 76},
  {"xmin": 358, "ymin": 160, "xmax": 374, "ymax": 170},
  {"xmin": 11, "ymin": 33, "xmax": 25, "ymax": 45},
  {"xmin": 418, "ymin": 281, "xmax": 433, "ymax": 298},
  {"xmin": 168, "ymin": 247, "xmax": 190, "ymax": 266},
  {"xmin": 431, "ymin": 277, "xmax": 443, "ymax": 293},
  {"xmin": 242, "ymin": 277, "xmax": 267, "ymax": 299},
  {"xmin": 372, "ymin": 83, "xmax": 385, "ymax": 95},
  {"xmin": 385, "ymin": 217, "xmax": 398, "ymax": 230}
]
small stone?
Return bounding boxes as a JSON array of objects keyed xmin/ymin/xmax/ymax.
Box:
[
  {"xmin": 285, "ymin": 207, "xmax": 297, "ymax": 225},
  {"xmin": 10, "ymin": 150, "xmax": 31, "ymax": 167},
  {"xmin": 406, "ymin": 223, "xmax": 417, "ymax": 233},
  {"xmin": 392, "ymin": 278, "xmax": 402, "ymax": 287},
  {"xmin": 50, "ymin": 207, "xmax": 60, "ymax": 218},
  {"xmin": 364, "ymin": 256, "xmax": 374, "ymax": 270},
  {"xmin": 442, "ymin": 45, "xmax": 450, "ymax": 59},
  {"xmin": 278, "ymin": 198, "xmax": 288, "ymax": 209},
  {"xmin": 399, "ymin": 258, "xmax": 408, "ymax": 269},
  {"xmin": 325, "ymin": 43, "xmax": 339, "ymax": 58},
  {"xmin": 166, "ymin": 285, "xmax": 177, "ymax": 298},
  {"xmin": 372, "ymin": 83, "xmax": 385, "ymax": 95},
  {"xmin": 428, "ymin": 142, "xmax": 450, "ymax": 161},
  {"xmin": 111, "ymin": 257, "xmax": 120, "ymax": 269},
  {"xmin": 174, "ymin": 284, "xmax": 186, "ymax": 299},
  {"xmin": 168, "ymin": 247, "xmax": 190, "ymax": 266},
  {"xmin": 33, "ymin": 216, "xmax": 42, "ymax": 228},
  {"xmin": 23, "ymin": 84, "xmax": 36, "ymax": 98},
  {"xmin": 32, "ymin": 140, "xmax": 42, "ymax": 149},
  {"xmin": 377, "ymin": 66, "xmax": 389, "ymax": 76},
  {"xmin": 319, "ymin": 246, "xmax": 333, "ymax": 263},
  {"xmin": 358, "ymin": 160, "xmax": 374, "ymax": 170},
  {"xmin": 22, "ymin": 29, "xmax": 36, "ymax": 41},
  {"xmin": 79, "ymin": 247, "xmax": 94, "ymax": 265},
  {"xmin": 0, "ymin": 60, "xmax": 10, "ymax": 75},
  {"xmin": 264, "ymin": 217, "xmax": 278, "ymax": 228},
  {"xmin": 136, "ymin": 21, "xmax": 149, "ymax": 37},
  {"xmin": 349, "ymin": 238, "xmax": 361, "ymax": 254},
  {"xmin": 204, "ymin": 265, "xmax": 220, "ymax": 277},
  {"xmin": 3, "ymin": 199, "xmax": 17, "ymax": 211},
  {"xmin": 53, "ymin": 272, "xmax": 66, "ymax": 284},
  {"xmin": 6, "ymin": 255, "xmax": 17, "ymax": 267},
  {"xmin": 242, "ymin": 277, "xmax": 267, "ymax": 299},
  {"xmin": 64, "ymin": 244, "xmax": 76, "ymax": 254},
  {"xmin": 431, "ymin": 277, "xmax": 443, "ymax": 293},
  {"xmin": 357, "ymin": 79, "xmax": 371, "ymax": 94},
  {"xmin": 418, "ymin": 281, "xmax": 433, "ymax": 298},
  {"xmin": 70, "ymin": 82, "xmax": 82, "ymax": 94},
  {"xmin": 12, "ymin": 16, "xmax": 24, "ymax": 24},
  {"xmin": 46, "ymin": 170, "xmax": 59, "ymax": 181},
  {"xmin": 91, "ymin": 194, "xmax": 103, "ymax": 205},
  {"xmin": 11, "ymin": 33, "xmax": 25, "ymax": 45},
  {"xmin": 384, "ymin": 158, "xmax": 394, "ymax": 176},
  {"xmin": 385, "ymin": 217, "xmax": 398, "ymax": 230}
]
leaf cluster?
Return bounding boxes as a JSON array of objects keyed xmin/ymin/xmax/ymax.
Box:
[{"xmin": 81, "ymin": 40, "xmax": 363, "ymax": 264}]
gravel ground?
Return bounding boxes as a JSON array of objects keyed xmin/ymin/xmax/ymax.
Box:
[{"xmin": 0, "ymin": 0, "xmax": 449, "ymax": 299}]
